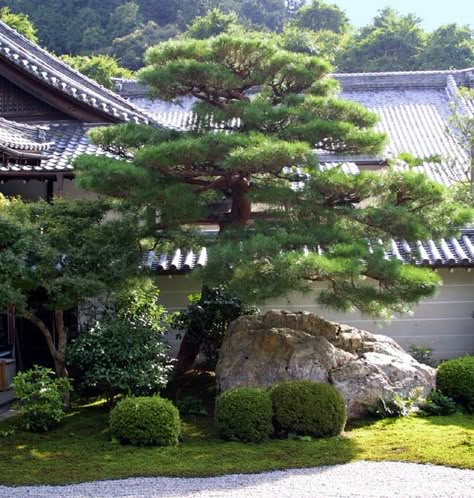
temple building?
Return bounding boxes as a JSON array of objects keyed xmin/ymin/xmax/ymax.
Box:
[{"xmin": 0, "ymin": 18, "xmax": 474, "ymax": 379}]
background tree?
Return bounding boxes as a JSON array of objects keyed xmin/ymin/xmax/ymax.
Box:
[
  {"xmin": 75, "ymin": 34, "xmax": 472, "ymax": 321},
  {"xmin": 279, "ymin": 24, "xmax": 349, "ymax": 63},
  {"xmin": 236, "ymin": 0, "xmax": 288, "ymax": 32},
  {"xmin": 0, "ymin": 196, "xmax": 142, "ymax": 383},
  {"xmin": 418, "ymin": 24, "xmax": 474, "ymax": 70},
  {"xmin": 337, "ymin": 8, "xmax": 426, "ymax": 72},
  {"xmin": 60, "ymin": 54, "xmax": 133, "ymax": 88},
  {"xmin": 107, "ymin": 2, "xmax": 143, "ymax": 41},
  {"xmin": 294, "ymin": 0, "xmax": 349, "ymax": 34},
  {"xmin": 186, "ymin": 9, "xmax": 239, "ymax": 40},
  {"xmin": 0, "ymin": 6, "xmax": 37, "ymax": 41},
  {"xmin": 110, "ymin": 21, "xmax": 179, "ymax": 71}
]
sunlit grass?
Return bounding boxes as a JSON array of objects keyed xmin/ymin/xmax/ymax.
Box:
[{"xmin": 0, "ymin": 403, "xmax": 473, "ymax": 486}]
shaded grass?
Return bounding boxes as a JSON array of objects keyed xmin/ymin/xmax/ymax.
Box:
[{"xmin": 1, "ymin": 403, "xmax": 473, "ymax": 486}]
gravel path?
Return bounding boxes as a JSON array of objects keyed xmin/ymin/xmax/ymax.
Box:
[{"xmin": 1, "ymin": 462, "xmax": 473, "ymax": 498}]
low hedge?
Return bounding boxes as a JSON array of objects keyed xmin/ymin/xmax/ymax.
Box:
[
  {"xmin": 215, "ymin": 387, "xmax": 273, "ymax": 443},
  {"xmin": 110, "ymin": 396, "xmax": 181, "ymax": 446},
  {"xmin": 270, "ymin": 380, "xmax": 346, "ymax": 437},
  {"xmin": 437, "ymin": 356, "xmax": 474, "ymax": 412}
]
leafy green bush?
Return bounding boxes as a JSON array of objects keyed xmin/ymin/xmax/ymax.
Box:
[
  {"xmin": 420, "ymin": 389, "xmax": 458, "ymax": 416},
  {"xmin": 369, "ymin": 387, "xmax": 425, "ymax": 418},
  {"xmin": 270, "ymin": 381, "xmax": 346, "ymax": 437},
  {"xmin": 110, "ymin": 396, "xmax": 181, "ymax": 446},
  {"xmin": 12, "ymin": 366, "xmax": 72, "ymax": 432},
  {"xmin": 437, "ymin": 356, "xmax": 474, "ymax": 412},
  {"xmin": 215, "ymin": 387, "xmax": 273, "ymax": 443},
  {"xmin": 68, "ymin": 280, "xmax": 173, "ymax": 406}
]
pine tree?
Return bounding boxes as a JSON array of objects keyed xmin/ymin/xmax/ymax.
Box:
[{"xmin": 75, "ymin": 34, "xmax": 472, "ymax": 318}]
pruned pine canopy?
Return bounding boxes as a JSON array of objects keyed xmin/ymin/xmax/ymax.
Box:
[{"xmin": 75, "ymin": 35, "xmax": 473, "ymax": 317}]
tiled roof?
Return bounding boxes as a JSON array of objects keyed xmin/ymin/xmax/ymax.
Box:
[
  {"xmin": 0, "ymin": 20, "xmax": 155, "ymax": 125},
  {"xmin": 335, "ymin": 88, "xmax": 467, "ymax": 164},
  {"xmin": 0, "ymin": 121, "xmax": 109, "ymax": 173},
  {"xmin": 144, "ymin": 230, "xmax": 474, "ymax": 274},
  {"xmin": 126, "ymin": 95, "xmax": 198, "ymax": 131},
  {"xmin": 0, "ymin": 118, "xmax": 53, "ymax": 153},
  {"xmin": 116, "ymin": 69, "xmax": 474, "ymax": 185}
]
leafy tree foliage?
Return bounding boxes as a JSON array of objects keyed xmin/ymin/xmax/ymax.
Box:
[
  {"xmin": 337, "ymin": 8, "xmax": 426, "ymax": 72},
  {"xmin": 75, "ymin": 34, "xmax": 472, "ymax": 318},
  {"xmin": 0, "ymin": 196, "xmax": 142, "ymax": 381},
  {"xmin": 60, "ymin": 54, "xmax": 133, "ymax": 88},
  {"xmin": 294, "ymin": 0, "xmax": 349, "ymax": 34},
  {"xmin": 418, "ymin": 24, "xmax": 474, "ymax": 70},
  {"xmin": 0, "ymin": 6, "xmax": 37, "ymax": 41}
]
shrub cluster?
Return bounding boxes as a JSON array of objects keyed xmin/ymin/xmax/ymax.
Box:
[
  {"xmin": 215, "ymin": 387, "xmax": 273, "ymax": 442},
  {"xmin": 215, "ymin": 381, "xmax": 347, "ymax": 443},
  {"xmin": 270, "ymin": 381, "xmax": 347, "ymax": 437},
  {"xmin": 437, "ymin": 356, "xmax": 474, "ymax": 412},
  {"xmin": 12, "ymin": 366, "xmax": 72, "ymax": 432},
  {"xmin": 110, "ymin": 396, "xmax": 180, "ymax": 446}
]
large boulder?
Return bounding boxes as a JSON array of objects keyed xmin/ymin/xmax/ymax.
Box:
[{"xmin": 216, "ymin": 310, "xmax": 435, "ymax": 419}]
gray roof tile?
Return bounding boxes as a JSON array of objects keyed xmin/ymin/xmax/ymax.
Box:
[{"xmin": 145, "ymin": 230, "xmax": 474, "ymax": 274}]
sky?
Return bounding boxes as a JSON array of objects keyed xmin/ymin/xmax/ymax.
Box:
[{"xmin": 331, "ymin": 0, "xmax": 474, "ymax": 31}]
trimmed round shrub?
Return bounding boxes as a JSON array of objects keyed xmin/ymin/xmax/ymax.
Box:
[
  {"xmin": 437, "ymin": 356, "xmax": 474, "ymax": 412},
  {"xmin": 270, "ymin": 381, "xmax": 346, "ymax": 437},
  {"xmin": 215, "ymin": 387, "xmax": 273, "ymax": 443},
  {"xmin": 110, "ymin": 396, "xmax": 181, "ymax": 446}
]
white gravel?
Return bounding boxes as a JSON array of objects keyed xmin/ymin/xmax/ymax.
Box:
[{"xmin": 1, "ymin": 461, "xmax": 474, "ymax": 498}]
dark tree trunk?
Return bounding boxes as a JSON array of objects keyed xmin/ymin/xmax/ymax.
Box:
[{"xmin": 176, "ymin": 331, "xmax": 202, "ymax": 373}]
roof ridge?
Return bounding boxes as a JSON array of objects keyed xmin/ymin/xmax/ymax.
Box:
[
  {"xmin": 0, "ymin": 20, "xmax": 157, "ymax": 125},
  {"xmin": 333, "ymin": 68, "xmax": 474, "ymax": 91}
]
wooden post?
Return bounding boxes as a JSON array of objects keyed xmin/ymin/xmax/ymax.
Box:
[
  {"xmin": 56, "ymin": 173, "xmax": 64, "ymax": 197},
  {"xmin": 7, "ymin": 304, "xmax": 15, "ymax": 347}
]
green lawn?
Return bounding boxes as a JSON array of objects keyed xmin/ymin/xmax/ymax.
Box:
[{"xmin": 1, "ymin": 402, "xmax": 473, "ymax": 486}]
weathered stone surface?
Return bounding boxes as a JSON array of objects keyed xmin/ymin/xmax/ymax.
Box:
[{"xmin": 216, "ymin": 310, "xmax": 436, "ymax": 419}]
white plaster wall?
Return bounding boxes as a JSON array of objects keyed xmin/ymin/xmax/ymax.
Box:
[{"xmin": 155, "ymin": 269, "xmax": 474, "ymax": 360}]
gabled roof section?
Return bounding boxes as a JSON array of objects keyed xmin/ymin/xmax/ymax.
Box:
[
  {"xmin": 328, "ymin": 68, "xmax": 474, "ymax": 166},
  {"xmin": 0, "ymin": 20, "xmax": 155, "ymax": 125}
]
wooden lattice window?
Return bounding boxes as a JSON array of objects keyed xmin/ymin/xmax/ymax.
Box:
[{"xmin": 0, "ymin": 75, "xmax": 60, "ymax": 118}]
